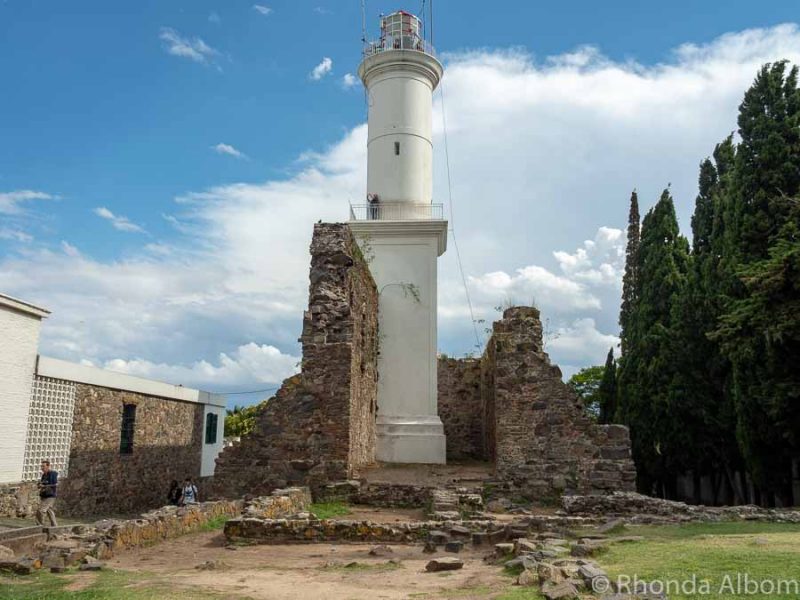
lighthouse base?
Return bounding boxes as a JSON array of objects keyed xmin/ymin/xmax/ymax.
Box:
[{"xmin": 376, "ymin": 415, "xmax": 446, "ymax": 464}]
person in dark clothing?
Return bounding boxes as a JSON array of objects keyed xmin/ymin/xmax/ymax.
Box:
[
  {"xmin": 167, "ymin": 480, "xmax": 181, "ymax": 505},
  {"xmin": 36, "ymin": 460, "xmax": 58, "ymax": 527}
]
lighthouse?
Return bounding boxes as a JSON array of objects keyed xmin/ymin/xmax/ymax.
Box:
[{"xmin": 349, "ymin": 10, "xmax": 447, "ymax": 464}]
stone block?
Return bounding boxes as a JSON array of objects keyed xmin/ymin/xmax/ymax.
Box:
[{"xmin": 425, "ymin": 557, "xmax": 464, "ymax": 572}]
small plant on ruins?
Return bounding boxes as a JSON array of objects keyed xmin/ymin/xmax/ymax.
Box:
[
  {"xmin": 309, "ymin": 501, "xmax": 352, "ymax": 520},
  {"xmin": 379, "ymin": 281, "xmax": 421, "ymax": 303},
  {"xmin": 355, "ymin": 234, "xmax": 375, "ymax": 264}
]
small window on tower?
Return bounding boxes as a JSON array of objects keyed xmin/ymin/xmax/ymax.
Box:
[{"xmin": 394, "ymin": 141, "xmax": 400, "ymax": 156}]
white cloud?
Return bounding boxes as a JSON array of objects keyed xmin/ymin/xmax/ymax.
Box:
[
  {"xmin": 314, "ymin": 7, "xmax": 332, "ymax": 15},
  {"xmin": 60, "ymin": 241, "xmax": 80, "ymax": 257},
  {"xmin": 0, "ymin": 190, "xmax": 56, "ymax": 215},
  {"xmin": 208, "ymin": 12, "xmax": 220, "ymax": 24},
  {"xmin": 0, "ymin": 228, "xmax": 33, "ymax": 242},
  {"xmin": 252, "ymin": 5, "xmax": 272, "ymax": 16},
  {"xmin": 553, "ymin": 226, "xmax": 625, "ymax": 285},
  {"xmin": 93, "ymin": 207, "xmax": 147, "ymax": 234},
  {"xmin": 212, "ymin": 142, "xmax": 248, "ymax": 159},
  {"xmin": 103, "ymin": 343, "xmax": 299, "ymax": 391},
  {"xmin": 309, "ymin": 57, "xmax": 333, "ymax": 80},
  {"xmin": 4, "ymin": 24, "xmax": 800, "ymax": 390},
  {"xmin": 547, "ymin": 318, "xmax": 619, "ymax": 366},
  {"xmin": 468, "ymin": 265, "xmax": 601, "ymax": 313},
  {"xmin": 341, "ymin": 73, "xmax": 358, "ymax": 89},
  {"xmin": 159, "ymin": 27, "xmax": 219, "ymax": 65}
]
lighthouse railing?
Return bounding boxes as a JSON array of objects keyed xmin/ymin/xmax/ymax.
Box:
[
  {"xmin": 363, "ymin": 35, "xmax": 435, "ymax": 58},
  {"xmin": 349, "ymin": 202, "xmax": 443, "ymax": 221}
]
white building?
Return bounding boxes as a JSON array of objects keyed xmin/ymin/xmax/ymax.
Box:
[
  {"xmin": 349, "ymin": 11, "xmax": 448, "ymax": 464},
  {"xmin": 0, "ymin": 292, "xmax": 226, "ymax": 491}
]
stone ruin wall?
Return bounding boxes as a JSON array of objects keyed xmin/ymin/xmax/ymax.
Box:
[
  {"xmin": 211, "ymin": 223, "xmax": 379, "ymax": 499},
  {"xmin": 437, "ymin": 358, "xmax": 483, "ymax": 461},
  {"xmin": 439, "ymin": 307, "xmax": 636, "ymax": 500}
]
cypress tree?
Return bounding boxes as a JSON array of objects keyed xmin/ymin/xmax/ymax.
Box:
[
  {"xmin": 618, "ymin": 189, "xmax": 690, "ymax": 495},
  {"xmin": 598, "ymin": 347, "xmax": 617, "ymax": 424},
  {"xmin": 619, "ymin": 191, "xmax": 640, "ymax": 356},
  {"xmin": 712, "ymin": 62, "xmax": 800, "ymax": 503}
]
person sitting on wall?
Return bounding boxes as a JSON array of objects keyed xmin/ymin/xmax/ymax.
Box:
[
  {"xmin": 179, "ymin": 478, "xmax": 199, "ymax": 506},
  {"xmin": 167, "ymin": 480, "xmax": 181, "ymax": 506},
  {"xmin": 36, "ymin": 460, "xmax": 58, "ymax": 527}
]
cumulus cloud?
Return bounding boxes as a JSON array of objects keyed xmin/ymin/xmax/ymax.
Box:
[
  {"xmin": 309, "ymin": 57, "xmax": 333, "ymax": 80},
  {"xmin": 341, "ymin": 73, "xmax": 359, "ymax": 89},
  {"xmin": 0, "ymin": 190, "xmax": 56, "ymax": 214},
  {"xmin": 93, "ymin": 207, "xmax": 147, "ymax": 233},
  {"xmin": 212, "ymin": 142, "xmax": 248, "ymax": 159},
  {"xmin": 159, "ymin": 27, "xmax": 219, "ymax": 65},
  {"xmin": 252, "ymin": 5, "xmax": 272, "ymax": 16},
  {"xmin": 553, "ymin": 226, "xmax": 625, "ymax": 285},
  {"xmin": 103, "ymin": 343, "xmax": 298, "ymax": 391},
  {"xmin": 4, "ymin": 24, "xmax": 800, "ymax": 394}
]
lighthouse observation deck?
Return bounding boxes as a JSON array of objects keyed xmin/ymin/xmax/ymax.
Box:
[
  {"xmin": 362, "ymin": 11, "xmax": 435, "ymax": 58},
  {"xmin": 349, "ymin": 202, "xmax": 443, "ymax": 221}
]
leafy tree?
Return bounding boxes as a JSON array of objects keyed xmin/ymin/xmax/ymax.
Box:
[
  {"xmin": 567, "ymin": 365, "xmax": 605, "ymax": 418},
  {"xmin": 598, "ymin": 348, "xmax": 617, "ymax": 424},
  {"xmin": 224, "ymin": 403, "xmax": 262, "ymax": 437}
]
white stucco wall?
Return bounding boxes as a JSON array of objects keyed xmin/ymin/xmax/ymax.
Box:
[
  {"xmin": 0, "ymin": 297, "xmax": 48, "ymax": 483},
  {"xmin": 201, "ymin": 404, "xmax": 225, "ymax": 477}
]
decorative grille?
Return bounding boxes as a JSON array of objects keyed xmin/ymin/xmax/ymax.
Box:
[{"xmin": 22, "ymin": 376, "xmax": 76, "ymax": 481}]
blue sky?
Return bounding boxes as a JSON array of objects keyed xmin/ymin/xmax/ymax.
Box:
[{"xmin": 2, "ymin": 1, "xmax": 800, "ymax": 407}]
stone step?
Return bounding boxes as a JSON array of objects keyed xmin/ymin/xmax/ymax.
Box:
[{"xmin": 0, "ymin": 526, "xmax": 42, "ymax": 542}]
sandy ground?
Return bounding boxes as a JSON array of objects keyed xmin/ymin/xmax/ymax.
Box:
[{"xmin": 108, "ymin": 530, "xmax": 515, "ymax": 600}]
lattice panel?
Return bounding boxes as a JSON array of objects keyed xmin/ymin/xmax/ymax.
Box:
[{"xmin": 22, "ymin": 376, "xmax": 76, "ymax": 481}]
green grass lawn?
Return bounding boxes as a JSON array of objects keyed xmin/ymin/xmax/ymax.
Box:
[
  {"xmin": 0, "ymin": 569, "xmax": 222, "ymax": 600},
  {"xmin": 597, "ymin": 521, "xmax": 800, "ymax": 600},
  {"xmin": 309, "ymin": 501, "xmax": 352, "ymax": 519}
]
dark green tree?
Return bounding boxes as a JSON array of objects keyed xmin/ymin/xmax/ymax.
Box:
[
  {"xmin": 619, "ymin": 190, "xmax": 640, "ymax": 356},
  {"xmin": 713, "ymin": 62, "xmax": 800, "ymax": 504},
  {"xmin": 617, "ymin": 189, "xmax": 690, "ymax": 495},
  {"xmin": 598, "ymin": 347, "xmax": 617, "ymax": 424}
]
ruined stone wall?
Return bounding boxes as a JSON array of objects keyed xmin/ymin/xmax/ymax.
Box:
[
  {"xmin": 437, "ymin": 357, "xmax": 484, "ymax": 461},
  {"xmin": 485, "ymin": 307, "xmax": 636, "ymax": 500},
  {"xmin": 57, "ymin": 384, "xmax": 204, "ymax": 517},
  {"xmin": 212, "ymin": 223, "xmax": 379, "ymax": 498}
]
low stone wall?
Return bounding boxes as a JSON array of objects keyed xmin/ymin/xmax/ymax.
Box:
[
  {"xmin": 0, "ymin": 498, "xmax": 243, "ymax": 574},
  {"xmin": 437, "ymin": 358, "xmax": 484, "ymax": 461},
  {"xmin": 0, "ymin": 482, "xmax": 39, "ymax": 518},
  {"xmin": 563, "ymin": 491, "xmax": 800, "ymax": 522},
  {"xmin": 241, "ymin": 487, "xmax": 312, "ymax": 518},
  {"xmin": 212, "ymin": 224, "xmax": 379, "ymax": 499},
  {"xmin": 224, "ymin": 517, "xmax": 495, "ymax": 545}
]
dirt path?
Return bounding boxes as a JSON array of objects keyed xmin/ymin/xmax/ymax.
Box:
[{"xmin": 108, "ymin": 531, "xmax": 514, "ymax": 599}]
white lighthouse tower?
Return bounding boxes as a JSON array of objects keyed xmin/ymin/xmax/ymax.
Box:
[{"xmin": 349, "ymin": 10, "xmax": 447, "ymax": 464}]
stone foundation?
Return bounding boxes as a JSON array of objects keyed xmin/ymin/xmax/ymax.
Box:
[
  {"xmin": 212, "ymin": 224, "xmax": 379, "ymax": 498},
  {"xmin": 563, "ymin": 491, "xmax": 800, "ymax": 522},
  {"xmin": 0, "ymin": 482, "xmax": 39, "ymax": 518}
]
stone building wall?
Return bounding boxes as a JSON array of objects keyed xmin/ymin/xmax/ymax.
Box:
[
  {"xmin": 212, "ymin": 223, "xmax": 379, "ymax": 498},
  {"xmin": 484, "ymin": 307, "xmax": 636, "ymax": 500},
  {"xmin": 437, "ymin": 357, "xmax": 484, "ymax": 461},
  {"xmin": 57, "ymin": 384, "xmax": 205, "ymax": 517}
]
